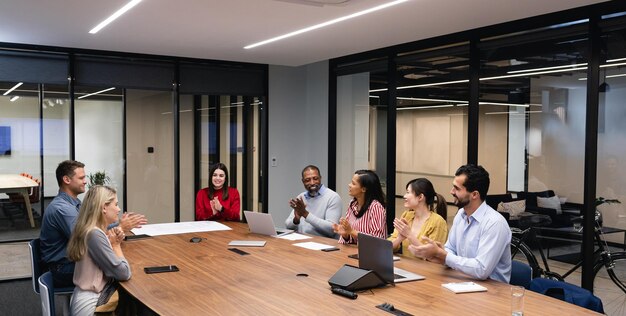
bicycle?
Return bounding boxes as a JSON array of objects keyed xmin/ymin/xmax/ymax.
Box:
[{"xmin": 509, "ymin": 211, "xmax": 626, "ymax": 314}]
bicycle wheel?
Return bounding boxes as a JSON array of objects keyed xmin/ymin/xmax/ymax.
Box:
[
  {"xmin": 593, "ymin": 252, "xmax": 626, "ymax": 316},
  {"xmin": 511, "ymin": 236, "xmax": 541, "ymax": 278}
]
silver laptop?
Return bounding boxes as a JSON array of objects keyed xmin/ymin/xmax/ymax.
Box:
[
  {"xmin": 243, "ymin": 211, "xmax": 293, "ymax": 237},
  {"xmin": 358, "ymin": 233, "xmax": 425, "ymax": 283}
]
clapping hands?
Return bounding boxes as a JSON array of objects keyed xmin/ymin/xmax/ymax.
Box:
[
  {"xmin": 210, "ymin": 197, "xmax": 223, "ymax": 214},
  {"xmin": 393, "ymin": 218, "xmax": 411, "ymax": 239},
  {"xmin": 332, "ymin": 218, "xmax": 354, "ymax": 240},
  {"xmin": 107, "ymin": 227, "xmax": 125, "ymax": 245},
  {"xmin": 120, "ymin": 212, "xmax": 148, "ymax": 231}
]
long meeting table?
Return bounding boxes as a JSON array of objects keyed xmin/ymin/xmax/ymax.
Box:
[{"xmin": 119, "ymin": 221, "xmax": 598, "ymax": 315}]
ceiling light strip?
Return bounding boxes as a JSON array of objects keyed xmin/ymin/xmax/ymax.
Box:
[
  {"xmin": 371, "ymin": 62, "xmax": 619, "ymax": 93},
  {"xmin": 579, "ymin": 73, "xmax": 626, "ymax": 81},
  {"xmin": 77, "ymin": 87, "xmax": 116, "ymax": 99},
  {"xmin": 244, "ymin": 0, "xmax": 409, "ymax": 49},
  {"xmin": 397, "ymin": 97, "xmax": 467, "ymax": 103},
  {"xmin": 398, "ymin": 104, "xmax": 454, "ymax": 110},
  {"xmin": 479, "ymin": 101, "xmax": 528, "ymax": 107},
  {"xmin": 9, "ymin": 96, "xmax": 19, "ymax": 102},
  {"xmin": 507, "ymin": 63, "xmax": 588, "ymax": 74},
  {"xmin": 606, "ymin": 57, "xmax": 626, "ymax": 63},
  {"xmin": 600, "ymin": 61, "xmax": 626, "ymax": 68},
  {"xmin": 3, "ymin": 82, "xmax": 23, "ymax": 96},
  {"xmin": 89, "ymin": 0, "xmax": 143, "ymax": 34}
]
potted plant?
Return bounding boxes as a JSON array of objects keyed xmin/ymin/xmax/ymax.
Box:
[{"xmin": 87, "ymin": 171, "xmax": 111, "ymax": 188}]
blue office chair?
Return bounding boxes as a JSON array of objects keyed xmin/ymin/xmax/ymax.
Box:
[
  {"xmin": 510, "ymin": 260, "xmax": 533, "ymax": 289},
  {"xmin": 28, "ymin": 238, "xmax": 74, "ymax": 294},
  {"xmin": 29, "ymin": 238, "xmax": 74, "ymax": 315},
  {"xmin": 529, "ymin": 278, "xmax": 604, "ymax": 313},
  {"xmin": 38, "ymin": 272, "xmax": 56, "ymax": 316}
]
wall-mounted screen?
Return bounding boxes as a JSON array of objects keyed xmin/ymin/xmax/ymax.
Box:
[{"xmin": 0, "ymin": 126, "xmax": 11, "ymax": 156}]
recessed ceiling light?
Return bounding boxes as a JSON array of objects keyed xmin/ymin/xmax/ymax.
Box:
[
  {"xmin": 244, "ymin": 0, "xmax": 409, "ymax": 49},
  {"xmin": 9, "ymin": 96, "xmax": 19, "ymax": 102},
  {"xmin": 89, "ymin": 0, "xmax": 143, "ymax": 34}
]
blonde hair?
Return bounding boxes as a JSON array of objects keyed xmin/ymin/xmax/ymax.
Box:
[{"xmin": 67, "ymin": 185, "xmax": 117, "ymax": 262}]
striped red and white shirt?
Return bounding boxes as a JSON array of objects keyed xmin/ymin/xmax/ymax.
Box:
[{"xmin": 339, "ymin": 199, "xmax": 387, "ymax": 244}]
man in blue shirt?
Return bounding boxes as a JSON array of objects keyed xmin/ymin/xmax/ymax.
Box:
[
  {"xmin": 409, "ymin": 164, "xmax": 511, "ymax": 283},
  {"xmin": 40, "ymin": 160, "xmax": 147, "ymax": 287},
  {"xmin": 285, "ymin": 165, "xmax": 342, "ymax": 238}
]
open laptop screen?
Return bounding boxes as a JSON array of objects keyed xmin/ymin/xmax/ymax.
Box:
[{"xmin": 357, "ymin": 233, "xmax": 395, "ymax": 284}]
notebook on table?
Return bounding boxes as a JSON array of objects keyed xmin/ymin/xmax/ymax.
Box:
[
  {"xmin": 358, "ymin": 233, "xmax": 425, "ymax": 284},
  {"xmin": 228, "ymin": 240, "xmax": 267, "ymax": 247},
  {"xmin": 243, "ymin": 211, "xmax": 293, "ymax": 237}
]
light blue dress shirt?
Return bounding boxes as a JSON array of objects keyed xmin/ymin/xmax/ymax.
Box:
[{"xmin": 444, "ymin": 201, "xmax": 512, "ymax": 283}]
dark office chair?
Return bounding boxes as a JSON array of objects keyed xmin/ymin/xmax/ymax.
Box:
[
  {"xmin": 38, "ymin": 272, "xmax": 56, "ymax": 316},
  {"xmin": 29, "ymin": 239, "xmax": 74, "ymax": 291},
  {"xmin": 529, "ymin": 278, "xmax": 604, "ymax": 313},
  {"xmin": 30, "ymin": 239, "xmax": 74, "ymax": 315},
  {"xmin": 510, "ymin": 260, "xmax": 533, "ymax": 289}
]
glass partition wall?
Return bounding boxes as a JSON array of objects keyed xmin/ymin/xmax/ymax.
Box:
[
  {"xmin": 336, "ymin": 58, "xmax": 389, "ymax": 210},
  {"xmin": 74, "ymin": 86, "xmax": 124, "ymax": 207},
  {"xmin": 331, "ymin": 5, "xmax": 626, "ymax": 301},
  {"xmin": 394, "ymin": 44, "xmax": 470, "ymax": 221},
  {"xmin": 597, "ymin": 15, "xmax": 626, "ymax": 244},
  {"xmin": 478, "ymin": 23, "xmax": 589, "ymax": 201},
  {"xmin": 0, "ymin": 50, "xmax": 267, "ymax": 245},
  {"xmin": 196, "ymin": 94, "xmax": 265, "ymax": 219},
  {"xmin": 0, "ymin": 82, "xmax": 42, "ymax": 228}
]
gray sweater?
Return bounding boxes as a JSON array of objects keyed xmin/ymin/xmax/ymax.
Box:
[{"xmin": 285, "ymin": 185, "xmax": 342, "ymax": 238}]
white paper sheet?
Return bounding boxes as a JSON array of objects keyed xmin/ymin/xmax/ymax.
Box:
[
  {"xmin": 441, "ymin": 282, "xmax": 488, "ymax": 293},
  {"xmin": 277, "ymin": 233, "xmax": 311, "ymax": 241},
  {"xmin": 292, "ymin": 241, "xmax": 337, "ymax": 251},
  {"xmin": 131, "ymin": 221, "xmax": 231, "ymax": 236}
]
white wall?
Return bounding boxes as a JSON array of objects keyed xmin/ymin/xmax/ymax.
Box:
[
  {"xmin": 75, "ymin": 99, "xmax": 124, "ymax": 205},
  {"xmin": 267, "ymin": 60, "xmax": 330, "ymax": 226}
]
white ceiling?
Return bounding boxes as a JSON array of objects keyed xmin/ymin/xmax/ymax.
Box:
[{"xmin": 0, "ymin": 0, "xmax": 609, "ymax": 67}]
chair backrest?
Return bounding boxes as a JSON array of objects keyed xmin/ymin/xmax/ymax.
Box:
[
  {"xmin": 510, "ymin": 260, "xmax": 532, "ymax": 289},
  {"xmin": 29, "ymin": 238, "xmax": 43, "ymax": 294},
  {"xmin": 529, "ymin": 278, "xmax": 604, "ymax": 313},
  {"xmin": 38, "ymin": 272, "xmax": 56, "ymax": 316}
]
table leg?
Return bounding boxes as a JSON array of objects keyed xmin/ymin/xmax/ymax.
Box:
[{"xmin": 20, "ymin": 189, "xmax": 35, "ymax": 228}]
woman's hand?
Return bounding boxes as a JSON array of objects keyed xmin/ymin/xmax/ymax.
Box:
[
  {"xmin": 393, "ymin": 218, "xmax": 411, "ymax": 239},
  {"xmin": 210, "ymin": 197, "xmax": 222, "ymax": 215},
  {"xmin": 107, "ymin": 227, "xmax": 125, "ymax": 246},
  {"xmin": 333, "ymin": 218, "xmax": 354, "ymax": 239}
]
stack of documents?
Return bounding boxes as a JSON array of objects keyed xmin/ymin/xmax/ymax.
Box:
[
  {"xmin": 441, "ymin": 282, "xmax": 487, "ymax": 293},
  {"xmin": 228, "ymin": 240, "xmax": 266, "ymax": 247}
]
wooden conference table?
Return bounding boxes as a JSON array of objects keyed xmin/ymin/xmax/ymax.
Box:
[
  {"xmin": 0, "ymin": 174, "xmax": 39, "ymax": 228},
  {"xmin": 120, "ymin": 222, "xmax": 598, "ymax": 315}
]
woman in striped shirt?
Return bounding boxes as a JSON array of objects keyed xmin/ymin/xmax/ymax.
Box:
[{"xmin": 333, "ymin": 170, "xmax": 387, "ymax": 244}]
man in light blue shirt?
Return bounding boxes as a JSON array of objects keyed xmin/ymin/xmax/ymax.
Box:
[
  {"xmin": 410, "ymin": 164, "xmax": 511, "ymax": 283},
  {"xmin": 285, "ymin": 165, "xmax": 342, "ymax": 238}
]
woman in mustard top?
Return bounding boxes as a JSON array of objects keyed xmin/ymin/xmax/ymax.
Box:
[{"xmin": 388, "ymin": 178, "xmax": 448, "ymax": 258}]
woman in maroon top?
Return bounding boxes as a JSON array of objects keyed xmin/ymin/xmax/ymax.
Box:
[
  {"xmin": 195, "ymin": 163, "xmax": 241, "ymax": 221},
  {"xmin": 333, "ymin": 169, "xmax": 387, "ymax": 244}
]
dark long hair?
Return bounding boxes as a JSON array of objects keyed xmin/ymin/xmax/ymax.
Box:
[
  {"xmin": 353, "ymin": 170, "xmax": 386, "ymax": 218},
  {"xmin": 208, "ymin": 163, "xmax": 229, "ymax": 200},
  {"xmin": 406, "ymin": 178, "xmax": 447, "ymax": 219}
]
